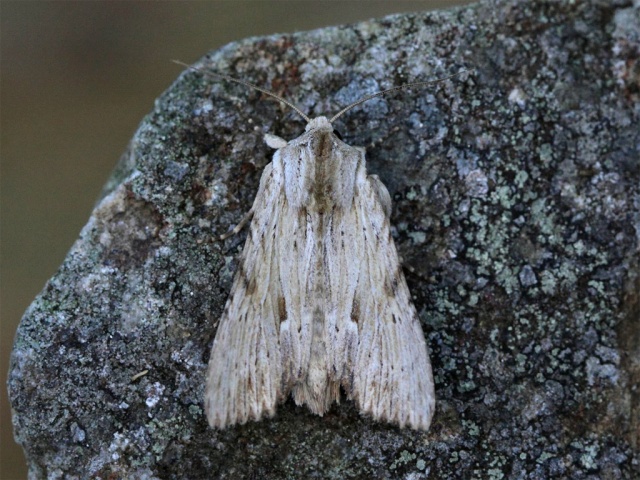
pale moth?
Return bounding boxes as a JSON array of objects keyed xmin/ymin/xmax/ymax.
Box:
[{"xmin": 182, "ymin": 63, "xmax": 464, "ymax": 431}]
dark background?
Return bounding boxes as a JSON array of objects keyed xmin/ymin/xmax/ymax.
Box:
[{"xmin": 1, "ymin": 2, "xmax": 470, "ymax": 477}]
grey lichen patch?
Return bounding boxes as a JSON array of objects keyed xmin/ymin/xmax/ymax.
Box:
[
  {"xmin": 7, "ymin": 0, "xmax": 640, "ymax": 478},
  {"xmin": 389, "ymin": 449, "xmax": 417, "ymax": 471}
]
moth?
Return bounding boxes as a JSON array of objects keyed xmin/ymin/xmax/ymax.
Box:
[{"xmin": 181, "ymin": 64, "xmax": 464, "ymax": 431}]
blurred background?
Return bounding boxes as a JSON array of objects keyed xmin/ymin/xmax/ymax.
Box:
[{"xmin": 1, "ymin": 1, "xmax": 470, "ymax": 477}]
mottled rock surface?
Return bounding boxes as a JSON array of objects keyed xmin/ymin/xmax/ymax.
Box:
[{"xmin": 8, "ymin": 0, "xmax": 640, "ymax": 478}]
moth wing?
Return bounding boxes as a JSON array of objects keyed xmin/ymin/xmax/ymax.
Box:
[
  {"xmin": 205, "ymin": 161, "xmax": 286, "ymax": 429},
  {"xmin": 347, "ymin": 171, "xmax": 436, "ymax": 430}
]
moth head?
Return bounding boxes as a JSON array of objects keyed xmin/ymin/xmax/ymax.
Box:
[{"xmin": 305, "ymin": 116, "xmax": 333, "ymax": 132}]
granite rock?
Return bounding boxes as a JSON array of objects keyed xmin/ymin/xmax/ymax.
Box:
[{"xmin": 8, "ymin": 0, "xmax": 640, "ymax": 478}]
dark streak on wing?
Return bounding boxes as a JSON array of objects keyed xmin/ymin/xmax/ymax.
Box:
[
  {"xmin": 278, "ymin": 296, "xmax": 287, "ymax": 323},
  {"xmin": 245, "ymin": 275, "xmax": 257, "ymax": 295},
  {"xmin": 236, "ymin": 260, "xmax": 256, "ymax": 294},
  {"xmin": 351, "ymin": 298, "xmax": 361, "ymax": 327},
  {"xmin": 383, "ymin": 276, "xmax": 393, "ymax": 297},
  {"xmin": 298, "ymin": 206, "xmax": 308, "ymax": 223}
]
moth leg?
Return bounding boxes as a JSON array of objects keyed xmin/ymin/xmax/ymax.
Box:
[{"xmin": 219, "ymin": 208, "xmax": 254, "ymax": 240}]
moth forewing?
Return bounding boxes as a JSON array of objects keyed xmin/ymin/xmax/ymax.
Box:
[{"xmin": 205, "ymin": 114, "xmax": 435, "ymax": 431}]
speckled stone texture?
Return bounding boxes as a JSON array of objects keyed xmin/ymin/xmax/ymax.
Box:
[{"xmin": 8, "ymin": 0, "xmax": 640, "ymax": 478}]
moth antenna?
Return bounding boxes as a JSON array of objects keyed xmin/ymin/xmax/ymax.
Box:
[
  {"xmin": 173, "ymin": 60, "xmax": 311, "ymax": 123},
  {"xmin": 329, "ymin": 69, "xmax": 472, "ymax": 123}
]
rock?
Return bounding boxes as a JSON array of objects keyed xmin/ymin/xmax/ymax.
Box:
[{"xmin": 8, "ymin": 0, "xmax": 640, "ymax": 478}]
